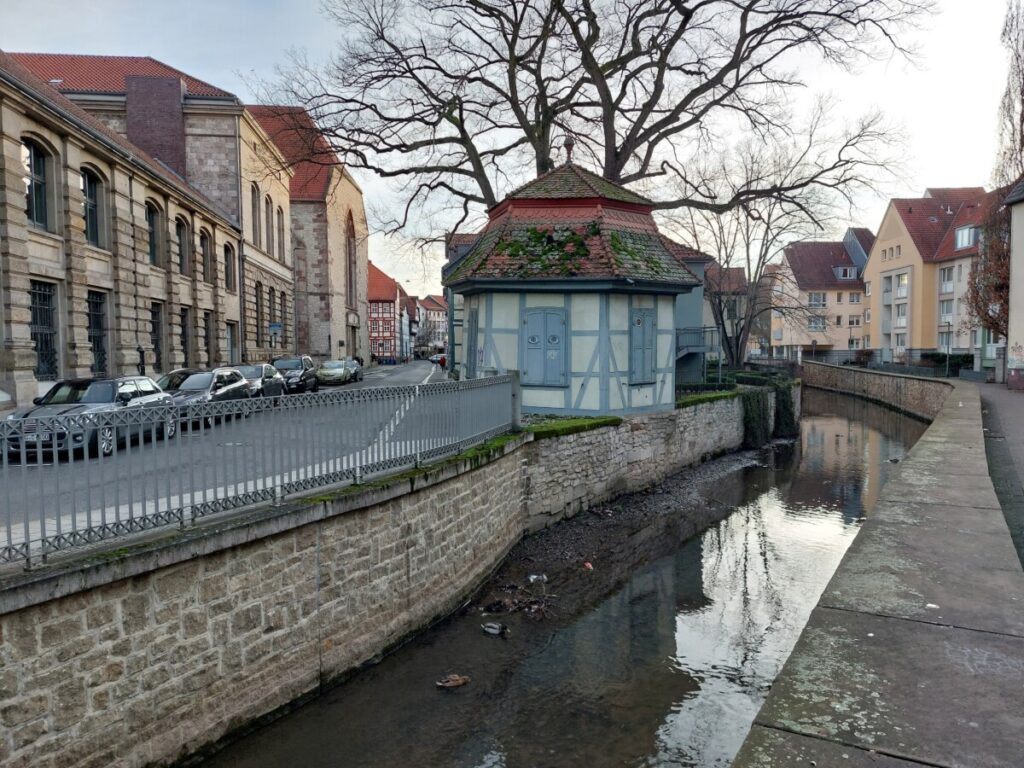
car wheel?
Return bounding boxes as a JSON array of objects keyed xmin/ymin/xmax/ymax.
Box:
[
  {"xmin": 312, "ymin": 380, "xmax": 319, "ymax": 393},
  {"xmin": 92, "ymin": 426, "xmax": 116, "ymax": 458},
  {"xmin": 162, "ymin": 416, "xmax": 177, "ymax": 441}
]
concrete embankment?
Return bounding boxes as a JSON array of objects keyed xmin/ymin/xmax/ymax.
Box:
[
  {"xmin": 734, "ymin": 364, "xmax": 1024, "ymax": 767},
  {"xmin": 0, "ymin": 386, "xmax": 795, "ymax": 768}
]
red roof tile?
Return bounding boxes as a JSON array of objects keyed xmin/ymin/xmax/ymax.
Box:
[
  {"xmin": 9, "ymin": 52, "xmax": 234, "ymax": 98},
  {"xmin": 850, "ymin": 227, "xmax": 876, "ymax": 256},
  {"xmin": 931, "ymin": 190, "xmax": 1003, "ymax": 263},
  {"xmin": 888, "ymin": 188, "xmax": 991, "ymax": 263},
  {"xmin": 503, "ymin": 163, "xmax": 653, "ymax": 207},
  {"xmin": 783, "ymin": 241, "xmax": 865, "ymax": 291},
  {"xmin": 0, "ymin": 49, "xmax": 232, "ymax": 224},
  {"xmin": 368, "ymin": 262, "xmax": 398, "ymax": 302},
  {"xmin": 419, "ymin": 295, "xmax": 447, "ymax": 312},
  {"xmin": 247, "ymin": 105, "xmax": 337, "ymax": 201}
]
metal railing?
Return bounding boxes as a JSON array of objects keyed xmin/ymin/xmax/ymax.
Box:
[
  {"xmin": 676, "ymin": 326, "xmax": 720, "ymax": 356},
  {"xmin": 0, "ymin": 375, "xmax": 515, "ymax": 566}
]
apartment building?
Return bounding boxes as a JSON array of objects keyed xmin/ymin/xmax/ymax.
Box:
[
  {"xmin": 862, "ymin": 187, "xmax": 1000, "ymax": 363},
  {"xmin": 0, "ymin": 50, "xmax": 250, "ymax": 410},
  {"xmin": 11, "ymin": 52, "xmax": 296, "ymax": 364},
  {"xmin": 417, "ymin": 294, "xmax": 448, "ymax": 353},
  {"xmin": 771, "ymin": 228, "xmax": 873, "ymax": 359},
  {"xmin": 248, "ymin": 106, "xmax": 369, "ymax": 362}
]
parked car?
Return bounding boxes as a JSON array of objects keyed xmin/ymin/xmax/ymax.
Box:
[
  {"xmin": 315, "ymin": 359, "xmax": 351, "ymax": 386},
  {"xmin": 237, "ymin": 363, "xmax": 286, "ymax": 398},
  {"xmin": 271, "ymin": 356, "xmax": 319, "ymax": 393},
  {"xmin": 157, "ymin": 368, "xmax": 251, "ymax": 425},
  {"xmin": 343, "ymin": 358, "xmax": 364, "ymax": 382},
  {"xmin": 4, "ymin": 376, "xmax": 176, "ymax": 457}
]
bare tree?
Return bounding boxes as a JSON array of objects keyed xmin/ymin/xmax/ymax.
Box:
[
  {"xmin": 669, "ymin": 102, "xmax": 880, "ymax": 367},
  {"xmin": 994, "ymin": 0, "xmax": 1024, "ymax": 187},
  {"xmin": 279, "ymin": 0, "xmax": 928, "ymax": 238}
]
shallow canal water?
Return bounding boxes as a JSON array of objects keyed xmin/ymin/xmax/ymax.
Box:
[{"xmin": 204, "ymin": 390, "xmax": 927, "ymax": 768}]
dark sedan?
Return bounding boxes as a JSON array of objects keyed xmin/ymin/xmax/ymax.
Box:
[
  {"xmin": 157, "ymin": 368, "xmax": 251, "ymax": 425},
  {"xmin": 271, "ymin": 356, "xmax": 319, "ymax": 393},
  {"xmin": 237, "ymin": 364, "xmax": 286, "ymax": 398},
  {"xmin": 4, "ymin": 376, "xmax": 176, "ymax": 457}
]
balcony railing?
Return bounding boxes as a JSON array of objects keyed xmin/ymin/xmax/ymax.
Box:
[
  {"xmin": 940, "ymin": 282, "xmax": 954, "ymax": 294},
  {"xmin": 676, "ymin": 326, "xmax": 719, "ymax": 356},
  {"xmin": 895, "ymin": 288, "xmax": 908, "ymax": 299},
  {"xmin": 895, "ymin": 317, "xmax": 907, "ymax": 328},
  {"xmin": 882, "ymin": 290, "xmax": 892, "ymax": 306}
]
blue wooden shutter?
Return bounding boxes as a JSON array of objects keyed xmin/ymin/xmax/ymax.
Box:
[
  {"xmin": 543, "ymin": 310, "xmax": 566, "ymax": 386},
  {"xmin": 630, "ymin": 308, "xmax": 656, "ymax": 384},
  {"xmin": 523, "ymin": 310, "xmax": 544, "ymax": 385},
  {"xmin": 465, "ymin": 307, "xmax": 479, "ymax": 378}
]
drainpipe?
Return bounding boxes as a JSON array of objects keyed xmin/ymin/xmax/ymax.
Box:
[{"xmin": 234, "ymin": 114, "xmax": 247, "ymax": 363}]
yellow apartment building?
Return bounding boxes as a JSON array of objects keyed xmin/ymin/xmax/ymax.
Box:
[
  {"xmin": 862, "ymin": 188, "xmax": 1001, "ymax": 365},
  {"xmin": 771, "ymin": 228, "xmax": 873, "ymax": 361}
]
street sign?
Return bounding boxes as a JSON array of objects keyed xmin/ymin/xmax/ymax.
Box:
[{"xmin": 268, "ymin": 322, "xmax": 283, "ymax": 339}]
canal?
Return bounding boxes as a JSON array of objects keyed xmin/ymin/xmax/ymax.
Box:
[{"xmin": 201, "ymin": 390, "xmax": 927, "ymax": 768}]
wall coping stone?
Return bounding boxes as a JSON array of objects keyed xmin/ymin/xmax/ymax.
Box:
[{"xmin": 0, "ymin": 432, "xmax": 532, "ymax": 616}]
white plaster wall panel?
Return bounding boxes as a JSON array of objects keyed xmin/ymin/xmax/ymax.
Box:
[
  {"xmin": 572, "ymin": 334, "xmax": 598, "ymax": 371},
  {"xmin": 633, "ymin": 294, "xmax": 654, "ymax": 309},
  {"xmin": 610, "ymin": 295, "xmax": 629, "ymax": 329},
  {"xmin": 658, "ymin": 295, "xmax": 674, "ymax": 328},
  {"xmin": 526, "ymin": 292, "xmax": 560, "ymax": 308},
  {"xmin": 522, "ymin": 387, "xmax": 566, "ymax": 409},
  {"xmin": 571, "ymin": 294, "xmax": 600, "ymax": 331},
  {"xmin": 574, "ymin": 378, "xmax": 600, "ymax": 410},
  {"xmin": 492, "ymin": 334, "xmax": 517, "ymax": 372},
  {"xmin": 492, "ymin": 294, "xmax": 519, "ymax": 328},
  {"xmin": 631, "ymin": 384, "xmax": 654, "ymax": 407},
  {"xmin": 610, "ymin": 334, "xmax": 629, "ymax": 374}
]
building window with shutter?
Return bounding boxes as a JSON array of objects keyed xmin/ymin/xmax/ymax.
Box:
[
  {"xmin": 522, "ymin": 308, "xmax": 567, "ymax": 387},
  {"xmin": 629, "ymin": 308, "xmax": 656, "ymax": 385}
]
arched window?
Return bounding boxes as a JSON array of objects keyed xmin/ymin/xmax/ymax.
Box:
[
  {"xmin": 200, "ymin": 230, "xmax": 213, "ymax": 283},
  {"xmin": 80, "ymin": 168, "xmax": 104, "ymax": 248},
  {"xmin": 21, "ymin": 139, "xmax": 49, "ymax": 229},
  {"xmin": 255, "ymin": 282, "xmax": 265, "ymax": 346},
  {"xmin": 224, "ymin": 243, "xmax": 236, "ymax": 291},
  {"xmin": 250, "ymin": 184, "xmax": 261, "ymax": 246},
  {"xmin": 175, "ymin": 217, "xmax": 190, "ymax": 275},
  {"xmin": 265, "ymin": 196, "xmax": 274, "ymax": 257},
  {"xmin": 145, "ymin": 201, "xmax": 163, "ymax": 265},
  {"xmin": 268, "ymin": 285, "xmax": 276, "ymax": 347},
  {"xmin": 346, "ymin": 213, "xmax": 357, "ymax": 308},
  {"xmin": 276, "ymin": 208, "xmax": 285, "ymax": 262}
]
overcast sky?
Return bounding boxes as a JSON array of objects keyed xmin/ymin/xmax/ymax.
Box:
[{"xmin": 0, "ymin": 0, "xmax": 1010, "ymax": 296}]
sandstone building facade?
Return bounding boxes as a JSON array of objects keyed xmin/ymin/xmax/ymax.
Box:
[
  {"xmin": 0, "ymin": 50, "xmax": 254, "ymax": 409},
  {"xmin": 9, "ymin": 52, "xmax": 296, "ymax": 374},
  {"xmin": 248, "ymin": 106, "xmax": 369, "ymax": 361}
]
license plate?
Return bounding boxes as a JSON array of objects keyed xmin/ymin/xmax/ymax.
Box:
[{"xmin": 25, "ymin": 433, "xmax": 50, "ymax": 442}]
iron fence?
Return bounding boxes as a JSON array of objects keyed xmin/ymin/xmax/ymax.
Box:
[{"xmin": 0, "ymin": 375, "xmax": 516, "ymax": 566}]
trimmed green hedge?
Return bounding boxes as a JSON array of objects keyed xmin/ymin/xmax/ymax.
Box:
[
  {"xmin": 676, "ymin": 381, "xmax": 738, "ymax": 394},
  {"xmin": 526, "ymin": 416, "xmax": 623, "ymax": 440},
  {"xmin": 676, "ymin": 391, "xmax": 739, "ymax": 409}
]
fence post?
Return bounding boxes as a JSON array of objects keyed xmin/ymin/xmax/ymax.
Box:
[
  {"xmin": 510, "ymin": 370, "xmax": 522, "ymax": 431},
  {"xmin": 414, "ymin": 384, "xmax": 421, "ymax": 467}
]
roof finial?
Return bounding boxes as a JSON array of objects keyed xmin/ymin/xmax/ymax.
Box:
[{"xmin": 563, "ymin": 135, "xmax": 575, "ymax": 164}]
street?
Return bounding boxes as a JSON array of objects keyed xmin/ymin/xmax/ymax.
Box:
[{"xmin": 1, "ymin": 361, "xmax": 450, "ymax": 551}]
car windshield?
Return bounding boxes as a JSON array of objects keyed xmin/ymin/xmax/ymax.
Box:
[
  {"xmin": 177, "ymin": 373, "xmax": 214, "ymax": 391},
  {"xmin": 237, "ymin": 366, "xmax": 262, "ymax": 378},
  {"xmin": 39, "ymin": 380, "xmax": 115, "ymax": 405},
  {"xmin": 273, "ymin": 359, "xmax": 302, "ymax": 371},
  {"xmin": 323, "ymin": 361, "xmax": 345, "ymax": 369}
]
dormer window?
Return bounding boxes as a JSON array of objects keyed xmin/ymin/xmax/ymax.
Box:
[
  {"xmin": 836, "ymin": 266, "xmax": 857, "ymax": 279},
  {"xmin": 955, "ymin": 226, "xmax": 978, "ymax": 250}
]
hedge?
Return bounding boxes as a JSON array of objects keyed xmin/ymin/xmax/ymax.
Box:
[
  {"xmin": 676, "ymin": 391, "xmax": 739, "ymax": 409},
  {"xmin": 526, "ymin": 416, "xmax": 623, "ymax": 440}
]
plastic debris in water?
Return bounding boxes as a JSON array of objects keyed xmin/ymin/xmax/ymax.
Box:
[
  {"xmin": 436, "ymin": 674, "xmax": 471, "ymax": 689},
  {"xmin": 528, "ymin": 574, "xmax": 548, "ymax": 585},
  {"xmin": 925, "ymin": 603, "xmax": 940, "ymax": 609},
  {"xmin": 481, "ymin": 622, "xmax": 510, "ymax": 637},
  {"xmin": 583, "ymin": 562, "xmax": 594, "ymax": 571}
]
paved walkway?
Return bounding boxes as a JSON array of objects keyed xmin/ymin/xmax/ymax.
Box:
[
  {"xmin": 733, "ymin": 381, "xmax": 1024, "ymax": 768},
  {"xmin": 979, "ymin": 382, "xmax": 1024, "ymax": 568}
]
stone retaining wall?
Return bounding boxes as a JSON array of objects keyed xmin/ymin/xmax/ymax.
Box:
[
  {"xmin": 0, "ymin": 385, "xmax": 801, "ymax": 768},
  {"xmin": 801, "ymin": 361, "xmax": 951, "ymax": 421}
]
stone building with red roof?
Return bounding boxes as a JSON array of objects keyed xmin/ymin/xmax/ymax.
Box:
[
  {"xmin": 0, "ymin": 49, "xmax": 268, "ymax": 409},
  {"xmin": 248, "ymin": 106, "xmax": 369, "ymax": 362},
  {"xmin": 862, "ymin": 187, "xmax": 1004, "ymax": 365},
  {"xmin": 442, "ymin": 161, "xmax": 705, "ymax": 414},
  {"xmin": 11, "ymin": 51, "xmax": 297, "ymax": 367}
]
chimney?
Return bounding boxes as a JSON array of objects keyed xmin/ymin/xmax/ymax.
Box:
[{"xmin": 125, "ymin": 76, "xmax": 187, "ymax": 178}]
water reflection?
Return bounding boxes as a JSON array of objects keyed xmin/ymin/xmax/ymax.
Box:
[{"xmin": 204, "ymin": 392, "xmax": 925, "ymax": 768}]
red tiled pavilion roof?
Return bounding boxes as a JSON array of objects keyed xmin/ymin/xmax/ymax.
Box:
[{"xmin": 9, "ymin": 52, "xmax": 234, "ymax": 98}]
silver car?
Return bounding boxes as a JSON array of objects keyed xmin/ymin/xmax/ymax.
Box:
[{"xmin": 4, "ymin": 376, "xmax": 176, "ymax": 457}]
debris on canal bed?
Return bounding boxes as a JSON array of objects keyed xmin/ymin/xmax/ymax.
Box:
[{"xmin": 436, "ymin": 674, "xmax": 471, "ymax": 689}]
